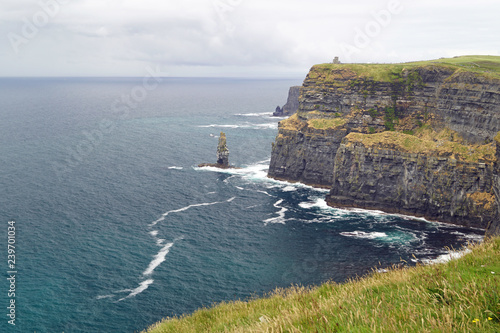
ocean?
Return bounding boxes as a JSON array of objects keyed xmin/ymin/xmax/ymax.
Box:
[{"xmin": 0, "ymin": 77, "xmax": 485, "ymax": 333}]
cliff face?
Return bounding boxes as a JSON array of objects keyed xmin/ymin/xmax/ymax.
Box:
[
  {"xmin": 268, "ymin": 56, "xmax": 500, "ymax": 232},
  {"xmin": 488, "ymin": 134, "xmax": 500, "ymax": 235},
  {"xmin": 327, "ymin": 133, "xmax": 495, "ymax": 228},
  {"xmin": 273, "ymin": 86, "xmax": 301, "ymax": 117},
  {"xmin": 298, "ymin": 65, "xmax": 500, "ymax": 143}
]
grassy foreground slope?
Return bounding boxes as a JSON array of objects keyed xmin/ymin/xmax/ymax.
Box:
[{"xmin": 144, "ymin": 237, "xmax": 500, "ymax": 333}]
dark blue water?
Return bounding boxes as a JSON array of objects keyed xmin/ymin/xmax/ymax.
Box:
[{"xmin": 0, "ymin": 78, "xmax": 484, "ymax": 333}]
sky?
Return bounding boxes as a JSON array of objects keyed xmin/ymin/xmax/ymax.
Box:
[{"xmin": 0, "ymin": 0, "xmax": 499, "ymax": 78}]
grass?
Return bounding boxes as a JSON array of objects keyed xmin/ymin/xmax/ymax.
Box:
[
  {"xmin": 279, "ymin": 112, "xmax": 347, "ymax": 131},
  {"xmin": 143, "ymin": 237, "xmax": 500, "ymax": 332},
  {"xmin": 308, "ymin": 117, "xmax": 347, "ymax": 130},
  {"xmin": 345, "ymin": 131, "xmax": 496, "ymax": 163},
  {"xmin": 312, "ymin": 55, "xmax": 500, "ymax": 82},
  {"xmin": 279, "ymin": 113, "xmax": 304, "ymax": 131}
]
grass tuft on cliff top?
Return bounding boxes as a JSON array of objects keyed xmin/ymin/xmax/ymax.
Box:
[
  {"xmin": 144, "ymin": 237, "xmax": 500, "ymax": 332},
  {"xmin": 308, "ymin": 117, "xmax": 346, "ymax": 130},
  {"xmin": 314, "ymin": 55, "xmax": 500, "ymax": 81},
  {"xmin": 345, "ymin": 131, "xmax": 495, "ymax": 163}
]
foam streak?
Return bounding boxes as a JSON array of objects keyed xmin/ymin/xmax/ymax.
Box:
[
  {"xmin": 143, "ymin": 242, "xmax": 174, "ymax": 276},
  {"xmin": 264, "ymin": 199, "xmax": 288, "ymax": 225},
  {"xmin": 151, "ymin": 197, "xmax": 235, "ymax": 226},
  {"xmin": 117, "ymin": 279, "xmax": 154, "ymax": 302}
]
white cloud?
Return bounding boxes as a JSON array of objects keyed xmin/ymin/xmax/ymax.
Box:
[{"xmin": 0, "ymin": 0, "xmax": 499, "ymax": 77}]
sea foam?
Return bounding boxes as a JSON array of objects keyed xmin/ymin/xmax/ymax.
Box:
[
  {"xmin": 234, "ymin": 112, "xmax": 273, "ymax": 117},
  {"xmin": 340, "ymin": 231, "xmax": 388, "ymax": 239},
  {"xmin": 264, "ymin": 199, "xmax": 288, "ymax": 225},
  {"xmin": 143, "ymin": 242, "xmax": 174, "ymax": 276},
  {"xmin": 151, "ymin": 198, "xmax": 235, "ymax": 226},
  {"xmin": 421, "ymin": 249, "xmax": 472, "ymax": 265},
  {"xmin": 117, "ymin": 279, "xmax": 154, "ymax": 302}
]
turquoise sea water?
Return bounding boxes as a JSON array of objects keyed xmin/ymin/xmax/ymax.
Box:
[{"xmin": 0, "ymin": 78, "xmax": 484, "ymax": 332}]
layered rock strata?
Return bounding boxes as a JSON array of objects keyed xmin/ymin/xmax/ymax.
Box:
[
  {"xmin": 488, "ymin": 133, "xmax": 500, "ymax": 236},
  {"xmin": 327, "ymin": 132, "xmax": 495, "ymax": 228},
  {"xmin": 268, "ymin": 57, "xmax": 500, "ymax": 233},
  {"xmin": 273, "ymin": 86, "xmax": 301, "ymax": 117}
]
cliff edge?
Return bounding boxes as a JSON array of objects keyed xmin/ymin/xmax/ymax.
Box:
[{"xmin": 268, "ymin": 56, "xmax": 500, "ymax": 233}]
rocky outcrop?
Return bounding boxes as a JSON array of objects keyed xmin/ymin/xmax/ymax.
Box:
[
  {"xmin": 216, "ymin": 132, "xmax": 229, "ymax": 166},
  {"xmin": 199, "ymin": 132, "xmax": 235, "ymax": 169},
  {"xmin": 273, "ymin": 86, "xmax": 301, "ymax": 117},
  {"xmin": 268, "ymin": 57, "xmax": 500, "ymax": 233},
  {"xmin": 268, "ymin": 124, "xmax": 344, "ymax": 187}
]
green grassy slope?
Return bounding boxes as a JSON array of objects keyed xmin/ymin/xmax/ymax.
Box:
[
  {"xmin": 144, "ymin": 237, "xmax": 500, "ymax": 333},
  {"xmin": 313, "ymin": 55, "xmax": 500, "ymax": 81}
]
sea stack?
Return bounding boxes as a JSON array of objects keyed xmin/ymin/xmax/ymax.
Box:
[
  {"xmin": 216, "ymin": 132, "xmax": 229, "ymax": 167},
  {"xmin": 198, "ymin": 132, "xmax": 235, "ymax": 169}
]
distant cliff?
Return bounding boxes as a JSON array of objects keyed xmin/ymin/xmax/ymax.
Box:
[
  {"xmin": 489, "ymin": 133, "xmax": 500, "ymax": 235},
  {"xmin": 274, "ymin": 86, "xmax": 300, "ymax": 117},
  {"xmin": 268, "ymin": 56, "xmax": 500, "ymax": 234}
]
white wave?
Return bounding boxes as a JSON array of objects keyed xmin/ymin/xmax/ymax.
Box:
[
  {"xmin": 195, "ymin": 162, "xmax": 269, "ymax": 182},
  {"xmin": 198, "ymin": 123, "xmax": 278, "ymax": 130},
  {"xmin": 264, "ymin": 199, "xmax": 288, "ymax": 225},
  {"xmin": 223, "ymin": 175, "xmax": 237, "ymax": 183},
  {"xmin": 156, "ymin": 239, "xmax": 165, "ymax": 246},
  {"xmin": 235, "ymin": 112, "xmax": 273, "ymax": 117},
  {"xmin": 168, "ymin": 166, "xmax": 183, "ymax": 170},
  {"xmin": 421, "ymin": 249, "xmax": 472, "ymax": 265},
  {"xmin": 282, "ymin": 186, "xmax": 297, "ymax": 192},
  {"xmin": 117, "ymin": 279, "xmax": 154, "ymax": 302},
  {"xmin": 342, "ymin": 208, "xmax": 388, "ymax": 216},
  {"xmin": 254, "ymin": 123, "xmax": 278, "ymax": 129},
  {"xmin": 272, "ymin": 199, "xmax": 284, "ymax": 207},
  {"xmin": 340, "ymin": 231, "xmax": 388, "ymax": 239},
  {"xmin": 327, "ymin": 205, "xmax": 432, "ymax": 223},
  {"xmin": 149, "ymin": 230, "xmax": 159, "ymax": 237},
  {"xmin": 199, "ymin": 124, "xmax": 241, "ymax": 129},
  {"xmin": 299, "ymin": 198, "xmax": 331, "ymax": 210},
  {"xmin": 96, "ymin": 294, "xmax": 114, "ymax": 300},
  {"xmin": 265, "ymin": 177, "xmax": 330, "ymax": 193},
  {"xmin": 143, "ymin": 242, "xmax": 174, "ymax": 276},
  {"xmin": 195, "ymin": 159, "xmax": 332, "ymax": 194},
  {"xmin": 151, "ymin": 197, "xmax": 235, "ymax": 226},
  {"xmin": 450, "ymin": 231, "xmax": 484, "ymax": 242}
]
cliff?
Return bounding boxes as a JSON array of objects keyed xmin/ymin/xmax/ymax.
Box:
[
  {"xmin": 273, "ymin": 86, "xmax": 301, "ymax": 117},
  {"xmin": 327, "ymin": 132, "xmax": 495, "ymax": 228},
  {"xmin": 268, "ymin": 56, "xmax": 500, "ymax": 233},
  {"xmin": 489, "ymin": 133, "xmax": 500, "ymax": 235}
]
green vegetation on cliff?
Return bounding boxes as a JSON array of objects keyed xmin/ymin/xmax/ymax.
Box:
[
  {"xmin": 345, "ymin": 131, "xmax": 496, "ymax": 163},
  {"xmin": 144, "ymin": 237, "xmax": 500, "ymax": 332},
  {"xmin": 312, "ymin": 55, "xmax": 500, "ymax": 82}
]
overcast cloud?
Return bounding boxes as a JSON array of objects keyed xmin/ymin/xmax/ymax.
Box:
[{"xmin": 1, "ymin": 0, "xmax": 499, "ymax": 77}]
